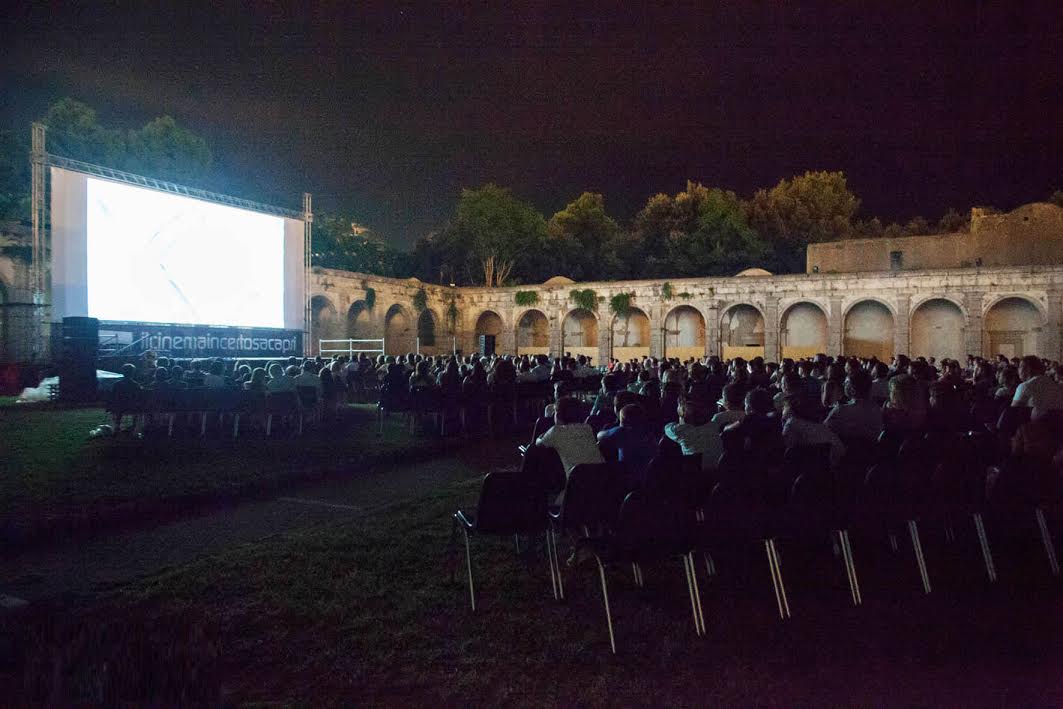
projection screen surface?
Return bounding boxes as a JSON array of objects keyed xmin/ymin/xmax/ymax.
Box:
[{"xmin": 51, "ymin": 167, "xmax": 305, "ymax": 330}]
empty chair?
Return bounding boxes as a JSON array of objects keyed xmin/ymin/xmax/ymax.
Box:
[
  {"xmin": 452, "ymin": 471, "xmax": 558, "ymax": 610},
  {"xmin": 582, "ymin": 489, "xmax": 704, "ymax": 653}
]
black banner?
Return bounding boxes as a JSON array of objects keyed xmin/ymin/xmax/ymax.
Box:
[{"xmin": 100, "ymin": 322, "xmax": 304, "ymax": 359}]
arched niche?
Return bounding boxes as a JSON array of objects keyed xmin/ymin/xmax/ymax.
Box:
[
  {"xmin": 347, "ymin": 300, "xmax": 373, "ymax": 340},
  {"xmin": 663, "ymin": 305, "xmax": 705, "ymax": 361},
  {"xmin": 384, "ymin": 304, "xmax": 414, "ymax": 355},
  {"xmin": 310, "ymin": 295, "xmax": 339, "ymax": 353},
  {"xmin": 984, "ymin": 297, "xmax": 1044, "ymax": 359},
  {"xmin": 910, "ymin": 298, "xmax": 966, "ymax": 362},
  {"xmin": 612, "ymin": 307, "xmax": 650, "ymax": 361},
  {"xmin": 562, "ymin": 308, "xmax": 598, "ymax": 361},
  {"xmin": 781, "ymin": 302, "xmax": 828, "ymax": 360},
  {"xmin": 720, "ymin": 304, "xmax": 764, "ymax": 360},
  {"xmin": 516, "ymin": 309, "xmax": 550, "ymax": 355},
  {"xmin": 417, "ymin": 309, "xmax": 437, "ymax": 352},
  {"xmin": 844, "ymin": 300, "xmax": 894, "ymax": 360}
]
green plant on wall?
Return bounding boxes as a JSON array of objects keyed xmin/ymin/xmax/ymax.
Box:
[
  {"xmin": 364, "ymin": 286, "xmax": 376, "ymax": 309},
  {"xmin": 609, "ymin": 292, "xmax": 634, "ymax": 317},
  {"xmin": 678, "ymin": 291, "xmax": 693, "ymax": 300},
  {"xmin": 412, "ymin": 287, "xmax": 428, "ymax": 313},
  {"xmin": 609, "ymin": 292, "xmax": 636, "ymax": 347},
  {"xmin": 661, "ymin": 282, "xmax": 674, "ymax": 300},
  {"xmin": 569, "ymin": 288, "xmax": 597, "ymax": 311},
  {"xmin": 514, "ymin": 290, "xmax": 539, "ymax": 306}
]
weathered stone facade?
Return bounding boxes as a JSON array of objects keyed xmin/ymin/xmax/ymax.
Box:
[
  {"xmin": 309, "ymin": 265, "xmax": 1063, "ymax": 363},
  {"xmin": 807, "ymin": 203, "xmax": 1063, "ymax": 274}
]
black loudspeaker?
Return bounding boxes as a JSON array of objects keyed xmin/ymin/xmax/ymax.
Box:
[
  {"xmin": 60, "ymin": 316, "xmax": 99, "ymax": 402},
  {"xmin": 479, "ymin": 334, "xmax": 496, "ymax": 357}
]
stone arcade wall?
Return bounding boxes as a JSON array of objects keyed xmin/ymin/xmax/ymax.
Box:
[{"xmin": 310, "ymin": 265, "xmax": 1063, "ymax": 363}]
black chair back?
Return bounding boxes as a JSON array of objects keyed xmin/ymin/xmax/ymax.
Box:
[
  {"xmin": 613, "ymin": 489, "xmax": 689, "ymax": 555},
  {"xmin": 556, "ymin": 463, "xmax": 618, "ymax": 533},
  {"xmin": 521, "ymin": 445, "xmax": 566, "ymax": 497},
  {"xmin": 474, "ymin": 471, "xmax": 548, "ymax": 535}
]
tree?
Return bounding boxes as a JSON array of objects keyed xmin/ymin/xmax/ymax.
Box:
[
  {"xmin": 746, "ymin": 170, "xmax": 860, "ymax": 269},
  {"xmin": 546, "ymin": 192, "xmax": 619, "ymax": 281},
  {"xmin": 312, "ymin": 214, "xmax": 401, "ymax": 276},
  {"xmin": 126, "ymin": 116, "xmax": 212, "ymax": 184},
  {"xmin": 0, "ymin": 131, "xmax": 30, "ymax": 221},
  {"xmin": 446, "ymin": 184, "xmax": 548, "ymax": 286},
  {"xmin": 1048, "ymin": 190, "xmax": 1063, "ymax": 209},
  {"xmin": 936, "ymin": 208, "xmax": 969, "ymax": 233},
  {"xmin": 41, "ymin": 98, "xmax": 125, "ymax": 166},
  {"xmin": 904, "ymin": 216, "xmax": 930, "ymax": 236}
]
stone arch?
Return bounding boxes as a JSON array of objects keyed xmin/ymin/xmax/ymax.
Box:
[
  {"xmin": 417, "ymin": 309, "xmax": 438, "ymax": 352},
  {"xmin": 780, "ymin": 301, "xmax": 828, "ymax": 360},
  {"xmin": 384, "ymin": 303, "xmax": 415, "ymax": 355},
  {"xmin": 516, "ymin": 309, "xmax": 550, "ymax": 354},
  {"xmin": 910, "ymin": 297, "xmax": 967, "ymax": 362},
  {"xmin": 843, "ymin": 299, "xmax": 894, "ymax": 360},
  {"xmin": 611, "ymin": 307, "xmax": 651, "ymax": 361},
  {"xmin": 346, "ymin": 300, "xmax": 373, "ymax": 340},
  {"xmin": 310, "ymin": 295, "xmax": 340, "ymax": 354},
  {"xmin": 720, "ymin": 303, "xmax": 765, "ymax": 360},
  {"xmin": 984, "ymin": 296, "xmax": 1046, "ymax": 358},
  {"xmin": 562, "ymin": 308, "xmax": 599, "ymax": 360},
  {"xmin": 663, "ymin": 305, "xmax": 705, "ymax": 361}
]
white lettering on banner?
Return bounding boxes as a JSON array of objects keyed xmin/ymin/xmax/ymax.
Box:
[{"xmin": 131, "ymin": 329, "xmax": 300, "ymax": 356}]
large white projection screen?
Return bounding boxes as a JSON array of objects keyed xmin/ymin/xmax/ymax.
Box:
[{"xmin": 51, "ymin": 167, "xmax": 305, "ymax": 329}]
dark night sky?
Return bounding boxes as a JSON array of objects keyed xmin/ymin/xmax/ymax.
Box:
[{"xmin": 2, "ymin": 1, "xmax": 1061, "ymax": 247}]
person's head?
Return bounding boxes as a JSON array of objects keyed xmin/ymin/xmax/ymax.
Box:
[
  {"xmin": 171, "ymin": 365, "xmax": 184, "ymax": 380},
  {"xmin": 784, "ymin": 393, "xmax": 819, "ymax": 422},
  {"xmin": 998, "ymin": 366, "xmax": 1019, "ymax": 389},
  {"xmin": 554, "ymin": 396, "xmax": 583, "ymax": 425},
  {"xmin": 154, "ymin": 366, "xmax": 169, "ymax": 382},
  {"xmin": 745, "ymin": 388, "xmax": 774, "ymax": 416},
  {"xmin": 845, "ymin": 369, "xmax": 873, "ymax": 401},
  {"xmin": 1019, "ymin": 354, "xmax": 1045, "ymax": 382},
  {"xmin": 210, "ymin": 360, "xmax": 224, "ymax": 376},
  {"xmin": 250, "ymin": 367, "xmax": 266, "ymax": 385},
  {"xmin": 721, "ymin": 383, "xmax": 744, "ymax": 411},
  {"xmin": 888, "ymin": 374, "xmax": 922, "ymax": 411},
  {"xmin": 619, "ymin": 403, "xmax": 647, "ymax": 429},
  {"xmin": 285, "ymin": 365, "xmax": 300, "ymax": 377},
  {"xmin": 929, "ymin": 382, "xmax": 961, "ymax": 412},
  {"xmin": 269, "ymin": 364, "xmax": 284, "ymax": 379},
  {"xmin": 121, "ymin": 363, "xmax": 137, "ymax": 380},
  {"xmin": 781, "ymin": 371, "xmax": 801, "ymax": 396},
  {"xmin": 613, "ymin": 390, "xmax": 638, "ymax": 416},
  {"xmin": 318, "ymin": 367, "xmax": 332, "ymax": 382},
  {"xmin": 679, "ymin": 398, "xmax": 711, "ymax": 426},
  {"xmin": 553, "ymin": 380, "xmax": 574, "ymax": 401},
  {"xmin": 821, "ymin": 379, "xmax": 843, "ymax": 409},
  {"xmin": 873, "ymin": 361, "xmax": 889, "ymax": 380}
]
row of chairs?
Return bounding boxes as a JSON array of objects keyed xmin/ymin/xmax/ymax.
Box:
[
  {"xmin": 109, "ymin": 387, "xmax": 323, "ymax": 438},
  {"xmin": 453, "ymin": 429, "xmax": 1060, "ymax": 654}
]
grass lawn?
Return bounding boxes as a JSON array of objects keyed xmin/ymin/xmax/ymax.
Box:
[
  {"xmin": 4, "ymin": 465, "xmax": 1061, "ymax": 706},
  {"xmin": 0, "ymin": 403, "xmax": 442, "ymax": 541}
]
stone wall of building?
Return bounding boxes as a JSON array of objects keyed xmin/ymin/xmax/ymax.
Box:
[
  {"xmin": 311, "ymin": 265, "xmax": 1063, "ymax": 363},
  {"xmin": 807, "ymin": 203, "xmax": 1063, "ymax": 274}
]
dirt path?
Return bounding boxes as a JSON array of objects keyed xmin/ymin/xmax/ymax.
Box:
[{"xmin": 0, "ymin": 433, "xmax": 521, "ymax": 602}]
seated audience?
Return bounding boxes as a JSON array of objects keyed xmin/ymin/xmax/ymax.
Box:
[
  {"xmin": 826, "ymin": 369, "xmax": 884, "ymax": 441},
  {"xmin": 536, "ymin": 397, "xmax": 605, "ymax": 475}
]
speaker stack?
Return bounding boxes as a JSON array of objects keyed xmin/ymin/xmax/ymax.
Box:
[
  {"xmin": 479, "ymin": 334, "xmax": 496, "ymax": 357},
  {"xmin": 60, "ymin": 316, "xmax": 99, "ymax": 402}
]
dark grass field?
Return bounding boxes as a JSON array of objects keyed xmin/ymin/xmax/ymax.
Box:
[
  {"xmin": 0, "ymin": 403, "xmax": 443, "ymax": 542},
  {"xmin": 1, "ymin": 404, "xmax": 1062, "ymax": 706}
]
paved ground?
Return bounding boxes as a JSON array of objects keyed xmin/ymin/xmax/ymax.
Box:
[{"xmin": 0, "ymin": 434, "xmax": 520, "ymax": 602}]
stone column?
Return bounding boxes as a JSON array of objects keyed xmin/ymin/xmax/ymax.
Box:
[
  {"xmin": 828, "ymin": 296, "xmax": 845, "ymax": 356},
  {"xmin": 500, "ymin": 309, "xmax": 517, "ymax": 355},
  {"xmin": 964, "ymin": 290, "xmax": 986, "ymax": 359},
  {"xmin": 705, "ymin": 302, "xmax": 720, "ymax": 358},
  {"xmin": 763, "ymin": 296, "xmax": 781, "ymax": 362},
  {"xmin": 1045, "ymin": 292, "xmax": 1063, "ymax": 361},
  {"xmin": 549, "ymin": 311, "xmax": 562, "ymax": 357},
  {"xmin": 649, "ymin": 303, "xmax": 665, "ymax": 359},
  {"xmin": 600, "ymin": 316, "xmax": 613, "ymax": 364},
  {"xmin": 893, "ymin": 293, "xmax": 911, "ymax": 357}
]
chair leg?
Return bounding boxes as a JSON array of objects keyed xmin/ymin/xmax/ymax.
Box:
[
  {"xmin": 266, "ymin": 414, "xmax": 273, "ymax": 438},
  {"xmin": 703, "ymin": 552, "xmax": 716, "ymax": 577},
  {"xmin": 463, "ymin": 528, "xmax": 476, "ymax": 611},
  {"xmin": 838, "ymin": 529, "xmax": 862, "ymax": 606},
  {"xmin": 232, "ymin": 413, "xmax": 240, "ymax": 439},
  {"xmin": 972, "ymin": 512, "xmax": 998, "ymax": 582},
  {"xmin": 765, "ymin": 538, "xmax": 791, "ymax": 619},
  {"xmin": 907, "ymin": 519, "xmax": 932, "ymax": 594},
  {"xmin": 551, "ymin": 530, "xmax": 565, "ymax": 600},
  {"xmin": 200, "ymin": 413, "xmax": 208, "ymax": 437},
  {"xmin": 545, "ymin": 530, "xmax": 559, "ymax": 601},
  {"xmin": 889, "ymin": 532, "xmax": 899, "ymax": 552},
  {"xmin": 1034, "ymin": 507, "xmax": 1060, "ymax": 577},
  {"xmin": 596, "ymin": 558, "xmax": 617, "ymax": 654},
  {"xmin": 684, "ymin": 553, "xmax": 706, "ymax": 635},
  {"xmin": 167, "ymin": 414, "xmax": 175, "ymax": 438}
]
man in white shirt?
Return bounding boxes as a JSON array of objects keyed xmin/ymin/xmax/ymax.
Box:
[
  {"xmin": 1012, "ymin": 355, "xmax": 1063, "ymax": 419},
  {"xmin": 826, "ymin": 369, "xmax": 884, "ymax": 441},
  {"xmin": 530, "ymin": 356, "xmax": 552, "ymax": 382},
  {"xmin": 294, "ymin": 361, "xmax": 323, "ymax": 394},
  {"xmin": 266, "ymin": 364, "xmax": 296, "ymax": 393},
  {"xmin": 536, "ymin": 397, "xmax": 604, "ymax": 475}
]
